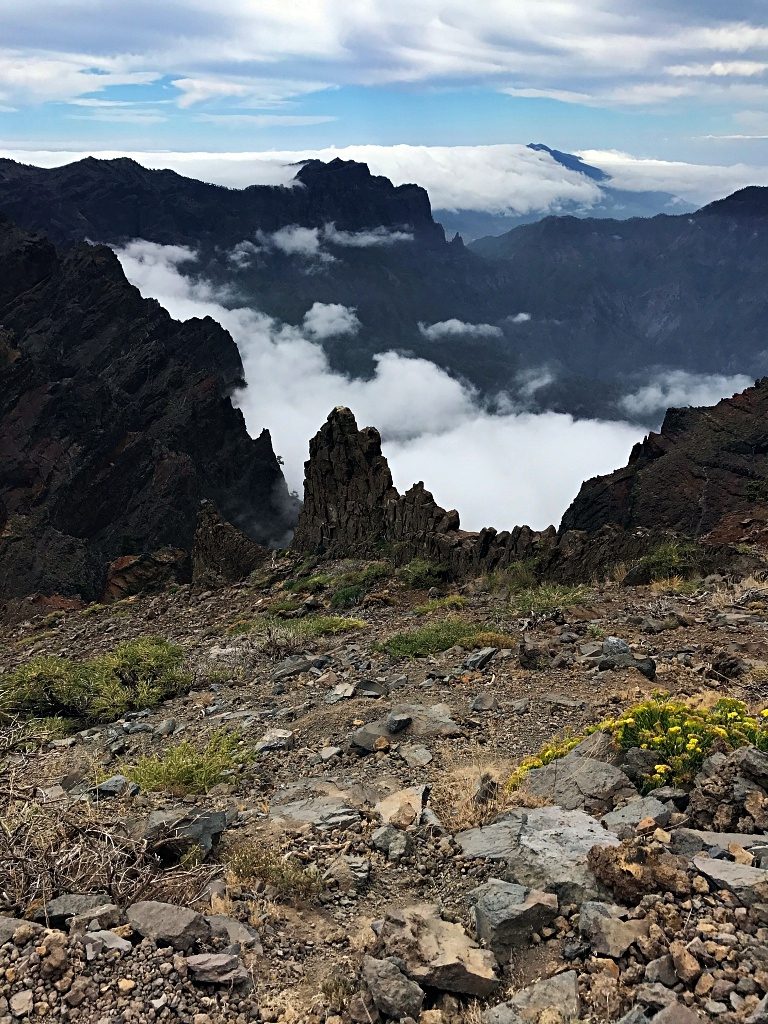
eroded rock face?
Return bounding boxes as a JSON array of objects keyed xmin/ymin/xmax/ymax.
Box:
[
  {"xmin": 562, "ymin": 378, "xmax": 768, "ymax": 544},
  {"xmin": 291, "ymin": 407, "xmax": 743, "ymax": 581},
  {"xmin": 0, "ymin": 218, "xmax": 295, "ymax": 602}
]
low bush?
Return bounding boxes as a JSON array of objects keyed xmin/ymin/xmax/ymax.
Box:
[
  {"xmin": 461, "ymin": 630, "xmax": 518, "ymax": 650},
  {"xmin": 634, "ymin": 541, "xmax": 699, "ymax": 582},
  {"xmin": 486, "ymin": 560, "xmax": 538, "ymax": 594},
  {"xmin": 507, "ymin": 693, "xmax": 768, "ymax": 792},
  {"xmin": 122, "ymin": 729, "xmax": 249, "ymax": 796},
  {"xmin": 397, "ymin": 559, "xmax": 447, "ymax": 589},
  {"xmin": 222, "ymin": 839, "xmax": 324, "ymax": 899},
  {"xmin": 0, "ymin": 638, "xmax": 191, "ymax": 724}
]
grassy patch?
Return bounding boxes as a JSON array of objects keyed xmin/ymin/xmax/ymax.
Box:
[
  {"xmin": 509, "ymin": 583, "xmax": 587, "ymax": 616},
  {"xmin": 0, "ymin": 638, "xmax": 190, "ymax": 724},
  {"xmin": 267, "ymin": 597, "xmax": 303, "ymax": 614},
  {"xmin": 486, "ymin": 560, "xmax": 538, "ymax": 594},
  {"xmin": 329, "ymin": 562, "xmax": 391, "ymax": 608},
  {"xmin": 222, "ymin": 839, "xmax": 324, "ymax": 899},
  {"xmin": 382, "ymin": 617, "xmax": 479, "ymax": 657},
  {"xmin": 461, "ymin": 630, "xmax": 518, "ymax": 650},
  {"xmin": 122, "ymin": 729, "xmax": 249, "ymax": 796},
  {"xmin": 397, "ymin": 558, "xmax": 447, "ymax": 589},
  {"xmin": 414, "ymin": 595, "xmax": 467, "ymax": 615},
  {"xmin": 283, "ymin": 572, "xmax": 333, "ymax": 594}
]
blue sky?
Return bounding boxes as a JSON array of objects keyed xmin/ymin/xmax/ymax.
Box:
[{"xmin": 1, "ymin": 0, "xmax": 767, "ymax": 202}]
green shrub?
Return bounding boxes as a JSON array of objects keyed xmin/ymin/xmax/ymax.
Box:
[
  {"xmin": 509, "ymin": 584, "xmax": 587, "ymax": 616},
  {"xmin": 284, "ymin": 573, "xmax": 333, "ymax": 594},
  {"xmin": 330, "ymin": 562, "xmax": 391, "ymax": 607},
  {"xmin": 397, "ymin": 559, "xmax": 447, "ymax": 589},
  {"xmin": 634, "ymin": 541, "xmax": 699, "ymax": 582},
  {"xmin": 296, "ymin": 615, "xmax": 367, "ymax": 638},
  {"xmin": 267, "ymin": 597, "xmax": 302, "ymax": 614},
  {"xmin": 122, "ymin": 729, "xmax": 249, "ymax": 796},
  {"xmin": 487, "ymin": 560, "xmax": 538, "ymax": 594},
  {"xmin": 507, "ymin": 693, "xmax": 768, "ymax": 793},
  {"xmin": 461, "ymin": 630, "xmax": 517, "ymax": 649},
  {"xmin": 222, "ymin": 839, "xmax": 324, "ymax": 898},
  {"xmin": 414, "ymin": 595, "xmax": 467, "ymax": 615},
  {"xmin": 382, "ymin": 617, "xmax": 479, "ymax": 657},
  {"xmin": 1, "ymin": 638, "xmax": 190, "ymax": 724}
]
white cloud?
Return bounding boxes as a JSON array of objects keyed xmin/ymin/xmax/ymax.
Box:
[
  {"xmin": 257, "ymin": 225, "xmax": 324, "ymax": 258},
  {"xmin": 419, "ymin": 319, "xmax": 503, "ymax": 340},
  {"xmin": 323, "ymin": 223, "xmax": 414, "ymax": 246},
  {"xmin": 508, "ymin": 312, "xmax": 532, "ymax": 324},
  {"xmin": 577, "ymin": 149, "xmax": 768, "ymax": 204},
  {"xmin": 666, "ymin": 61, "xmax": 768, "ymax": 78},
  {"xmin": 302, "ymin": 301, "xmax": 360, "ymax": 339},
  {"xmin": 114, "ymin": 239, "xmax": 651, "ymax": 530},
  {"xmin": 196, "ymin": 113, "xmax": 337, "ymax": 127},
  {"xmin": 619, "ymin": 371, "xmax": 754, "ymax": 417}
]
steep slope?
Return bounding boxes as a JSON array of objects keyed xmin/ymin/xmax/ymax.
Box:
[
  {"xmin": 469, "ymin": 194, "xmax": 768, "ymax": 380},
  {"xmin": 561, "ymin": 377, "xmax": 768, "ymax": 543},
  {"xmin": 0, "ymin": 217, "xmax": 296, "ymax": 602}
]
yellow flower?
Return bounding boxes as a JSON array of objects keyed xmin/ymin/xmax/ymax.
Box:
[
  {"xmin": 641, "ymin": 744, "xmax": 648, "ymax": 749},
  {"xmin": 654, "ymin": 764, "xmax": 671, "ymax": 773},
  {"xmin": 623, "ymin": 718, "xmax": 635, "ymax": 726},
  {"xmin": 761, "ymin": 709, "xmax": 768, "ymax": 718},
  {"xmin": 668, "ymin": 726, "xmax": 682, "ymax": 734},
  {"xmin": 727, "ymin": 711, "xmax": 739, "ymax": 720}
]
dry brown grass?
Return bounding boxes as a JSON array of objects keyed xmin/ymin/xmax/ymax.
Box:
[
  {"xmin": 430, "ymin": 747, "xmax": 521, "ymax": 831},
  {"xmin": 0, "ymin": 798, "xmax": 217, "ymax": 916},
  {"xmin": 709, "ymin": 574, "xmax": 768, "ymax": 609}
]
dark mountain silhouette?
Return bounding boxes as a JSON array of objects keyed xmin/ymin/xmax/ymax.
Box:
[
  {"xmin": 0, "ymin": 216, "xmax": 296, "ymax": 603},
  {"xmin": 0, "ymin": 156, "xmax": 765, "ymax": 420}
]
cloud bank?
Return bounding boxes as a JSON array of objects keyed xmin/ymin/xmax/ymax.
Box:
[
  {"xmin": 620, "ymin": 371, "xmax": 754, "ymax": 417},
  {"xmin": 7, "ymin": 144, "xmax": 768, "ymax": 216},
  {"xmin": 419, "ymin": 319, "xmax": 503, "ymax": 340},
  {"xmin": 116, "ymin": 239, "xmax": 648, "ymax": 531}
]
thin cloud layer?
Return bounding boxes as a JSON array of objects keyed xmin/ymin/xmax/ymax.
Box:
[
  {"xmin": 419, "ymin": 319, "xmax": 503, "ymax": 340},
  {"xmin": 620, "ymin": 371, "xmax": 754, "ymax": 416}
]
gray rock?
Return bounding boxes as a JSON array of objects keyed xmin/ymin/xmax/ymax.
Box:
[
  {"xmin": 386, "ymin": 710, "xmax": 412, "ymax": 733},
  {"xmin": 271, "ymin": 656, "xmax": 316, "ymax": 682},
  {"xmin": 616, "ymin": 1010, "xmax": 650, "ymax": 1024},
  {"xmin": 672, "ymin": 828, "xmax": 768, "ymax": 858},
  {"xmin": 521, "ymin": 755, "xmax": 637, "ymax": 816},
  {"xmin": 645, "ymin": 955, "xmax": 677, "ymax": 987},
  {"xmin": 90, "ymin": 775, "xmax": 139, "ymax": 799},
  {"xmin": 155, "ymin": 718, "xmax": 177, "ymax": 736},
  {"xmin": 255, "ymin": 728, "xmax": 295, "ymax": 752},
  {"xmin": 69, "ymin": 903, "xmax": 123, "ymax": 933},
  {"xmin": 747, "ymin": 995, "xmax": 768, "ymax": 1023},
  {"xmin": 372, "ymin": 824, "xmax": 412, "ymax": 862},
  {"xmin": 270, "ymin": 795, "xmax": 360, "ymax": 832},
  {"xmin": 84, "ymin": 929, "xmax": 132, "ymax": 954},
  {"xmin": 362, "ymin": 956, "xmax": 425, "ymax": 1019},
  {"xmin": 127, "ymin": 901, "xmax": 210, "ymax": 951},
  {"xmin": 376, "ymin": 902, "xmax": 499, "ymax": 997},
  {"xmin": 602, "ymin": 796, "xmax": 671, "ymax": 836},
  {"xmin": 0, "ymin": 917, "xmax": 41, "ymax": 945},
  {"xmin": 184, "ymin": 952, "xmax": 248, "ymax": 984},
  {"xmin": 654, "ymin": 1004, "xmax": 707, "ymax": 1023},
  {"xmin": 32, "ymin": 893, "xmax": 109, "ymax": 927},
  {"xmin": 635, "ymin": 982, "xmax": 678, "ymax": 1008},
  {"xmin": 400, "ymin": 744, "xmax": 433, "ymax": 767},
  {"xmin": 468, "ymin": 879, "xmax": 558, "ymax": 959},
  {"xmin": 351, "ymin": 704, "xmax": 462, "ymax": 751},
  {"xmin": 598, "ymin": 653, "xmax": 657, "ymax": 680},
  {"xmin": 456, "ymin": 806, "xmax": 620, "ymax": 902},
  {"xmin": 603, "ymin": 637, "xmax": 630, "ymax": 655},
  {"xmin": 471, "ymin": 692, "xmax": 500, "ymax": 712},
  {"xmin": 693, "ymin": 854, "xmax": 768, "ymax": 905},
  {"xmin": 578, "ymin": 901, "xmax": 649, "ymax": 957},
  {"xmin": 464, "ymin": 648, "xmax": 498, "ymax": 671},
  {"xmin": 206, "ymin": 915, "xmax": 262, "ymax": 950},
  {"xmin": 483, "ymin": 971, "xmax": 580, "ymax": 1023},
  {"xmin": 143, "ymin": 808, "xmax": 227, "ymax": 860}
]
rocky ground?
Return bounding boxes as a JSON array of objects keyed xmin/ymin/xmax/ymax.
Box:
[{"xmin": 2, "ymin": 557, "xmax": 768, "ymax": 1024}]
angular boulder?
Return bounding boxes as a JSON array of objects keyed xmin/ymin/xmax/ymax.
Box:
[
  {"xmin": 457, "ymin": 806, "xmax": 620, "ymax": 902},
  {"xmin": 127, "ymin": 901, "xmax": 210, "ymax": 951},
  {"xmin": 521, "ymin": 754, "xmax": 636, "ymax": 815},
  {"xmin": 376, "ymin": 903, "xmax": 499, "ymax": 997},
  {"xmin": 468, "ymin": 879, "xmax": 558, "ymax": 959}
]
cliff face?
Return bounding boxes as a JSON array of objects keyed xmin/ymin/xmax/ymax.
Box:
[
  {"xmin": 561, "ymin": 378, "xmax": 768, "ymax": 543},
  {"xmin": 0, "ymin": 217, "xmax": 296, "ymax": 602},
  {"xmin": 0, "ymin": 156, "xmax": 444, "ymax": 249},
  {"xmin": 291, "ymin": 408, "xmax": 676, "ymax": 581}
]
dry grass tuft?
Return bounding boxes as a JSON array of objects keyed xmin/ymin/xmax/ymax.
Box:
[{"xmin": 430, "ymin": 749, "xmax": 520, "ymax": 831}]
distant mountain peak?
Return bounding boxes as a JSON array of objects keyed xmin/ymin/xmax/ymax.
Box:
[
  {"xmin": 697, "ymin": 185, "xmax": 768, "ymax": 218},
  {"xmin": 527, "ymin": 143, "xmax": 610, "ymax": 183}
]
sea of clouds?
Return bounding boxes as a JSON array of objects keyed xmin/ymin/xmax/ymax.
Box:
[{"xmin": 116, "ymin": 240, "xmax": 750, "ymax": 533}]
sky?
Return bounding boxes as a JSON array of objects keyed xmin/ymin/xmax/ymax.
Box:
[{"xmin": 1, "ymin": 0, "xmax": 768, "ymax": 207}]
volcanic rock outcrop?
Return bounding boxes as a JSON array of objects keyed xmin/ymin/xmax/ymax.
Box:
[
  {"xmin": 0, "ymin": 217, "xmax": 295, "ymax": 603},
  {"xmin": 292, "ymin": 407, "xmax": 679, "ymax": 580},
  {"xmin": 562, "ymin": 377, "xmax": 768, "ymax": 544}
]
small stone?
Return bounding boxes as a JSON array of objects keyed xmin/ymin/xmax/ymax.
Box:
[{"xmin": 117, "ymin": 979, "xmax": 136, "ymax": 995}]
